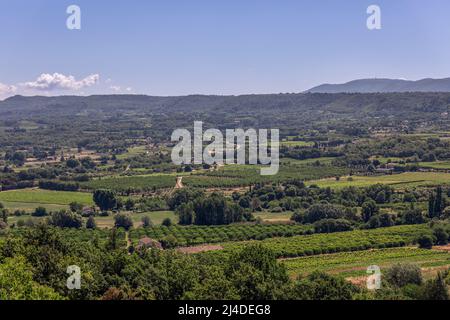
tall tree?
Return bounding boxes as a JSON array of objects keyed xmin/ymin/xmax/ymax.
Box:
[
  {"xmin": 428, "ymin": 187, "xmax": 445, "ymax": 219},
  {"xmin": 435, "ymin": 187, "xmax": 444, "ymax": 218},
  {"xmin": 428, "ymin": 192, "xmax": 436, "ymax": 218},
  {"xmin": 93, "ymin": 189, "xmax": 118, "ymax": 211},
  {"xmin": 362, "ymin": 200, "xmax": 379, "ymax": 222}
]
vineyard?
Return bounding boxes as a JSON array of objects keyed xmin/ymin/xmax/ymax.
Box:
[
  {"xmin": 129, "ymin": 223, "xmax": 314, "ymax": 247},
  {"xmin": 283, "ymin": 247, "xmax": 450, "ymax": 277},
  {"xmin": 309, "ymin": 172, "xmax": 450, "ymax": 190},
  {"xmin": 0, "ymin": 227, "xmax": 126, "ymax": 248},
  {"xmin": 82, "ymin": 162, "xmax": 348, "ymax": 192},
  {"xmin": 215, "ymin": 225, "xmax": 431, "ymax": 258},
  {"xmin": 60, "ymin": 228, "xmax": 127, "ymax": 247},
  {"xmin": 200, "ymin": 163, "xmax": 348, "ymax": 186},
  {"xmin": 82, "ymin": 174, "xmax": 176, "ymax": 192}
]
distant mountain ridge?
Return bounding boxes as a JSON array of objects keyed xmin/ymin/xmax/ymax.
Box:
[
  {"xmin": 307, "ymin": 78, "xmax": 450, "ymax": 93},
  {"xmin": 1, "ymin": 92, "xmax": 449, "ymax": 123}
]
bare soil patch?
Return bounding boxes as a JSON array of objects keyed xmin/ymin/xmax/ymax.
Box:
[
  {"xmin": 434, "ymin": 244, "xmax": 450, "ymax": 252},
  {"xmin": 177, "ymin": 245, "xmax": 223, "ymax": 254}
]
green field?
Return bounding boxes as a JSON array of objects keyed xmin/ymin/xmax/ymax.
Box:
[
  {"xmin": 0, "ymin": 188, "xmax": 94, "ymax": 207},
  {"xmin": 281, "ymin": 141, "xmax": 315, "ymax": 147},
  {"xmin": 283, "ymin": 247, "xmax": 450, "ymax": 277},
  {"xmin": 309, "ymin": 172, "xmax": 450, "ymax": 189},
  {"xmin": 371, "ymin": 156, "xmax": 450, "ymax": 170},
  {"xmin": 115, "ymin": 146, "xmax": 148, "ymax": 160},
  {"xmin": 214, "ymin": 225, "xmax": 430, "ymax": 259},
  {"xmin": 418, "ymin": 161, "xmax": 450, "ymax": 170},
  {"xmin": 1, "ymin": 201, "xmax": 68, "ymax": 214},
  {"xmin": 95, "ymin": 211, "xmax": 177, "ymax": 228},
  {"xmin": 83, "ymin": 173, "xmax": 178, "ymax": 191}
]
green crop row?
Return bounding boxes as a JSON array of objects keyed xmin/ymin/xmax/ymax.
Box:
[
  {"xmin": 129, "ymin": 223, "xmax": 314, "ymax": 247},
  {"xmin": 214, "ymin": 225, "xmax": 431, "ymax": 258},
  {"xmin": 1, "ymin": 227, "xmax": 126, "ymax": 248},
  {"xmin": 283, "ymin": 247, "xmax": 450, "ymax": 276},
  {"xmin": 81, "ymin": 162, "xmax": 347, "ymax": 192}
]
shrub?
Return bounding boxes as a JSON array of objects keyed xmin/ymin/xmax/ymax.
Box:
[
  {"xmin": 313, "ymin": 219, "xmax": 353, "ymax": 233},
  {"xmin": 420, "ymin": 272, "xmax": 449, "ymax": 300},
  {"xmin": 16, "ymin": 219, "xmax": 25, "ymax": 227},
  {"xmin": 124, "ymin": 198, "xmax": 135, "ymax": 211},
  {"xmin": 69, "ymin": 202, "xmax": 83, "ymax": 213},
  {"xmin": 385, "ymin": 263, "xmax": 423, "ymax": 288},
  {"xmin": 160, "ymin": 235, "xmax": 178, "ymax": 249},
  {"xmin": 114, "ymin": 213, "xmax": 134, "ymax": 230},
  {"xmin": 291, "ymin": 211, "xmax": 306, "ymax": 224},
  {"xmin": 141, "ymin": 216, "xmax": 153, "ymax": 228},
  {"xmin": 32, "ymin": 207, "xmax": 48, "ymax": 217},
  {"xmin": 417, "ymin": 234, "xmax": 434, "ymax": 249},
  {"xmin": 304, "ymin": 203, "xmax": 348, "ymax": 223},
  {"xmin": 433, "ymin": 227, "xmax": 449, "ymax": 245},
  {"xmin": 401, "ymin": 208, "xmax": 425, "ymax": 225},
  {"xmin": 49, "ymin": 210, "xmax": 83, "ymax": 229},
  {"xmin": 162, "ymin": 218, "xmax": 173, "ymax": 227},
  {"xmin": 39, "ymin": 180, "xmax": 80, "ymax": 192},
  {"xmin": 293, "ymin": 271, "xmax": 357, "ymax": 300},
  {"xmin": 366, "ymin": 213, "xmax": 394, "ymax": 229},
  {"xmin": 14, "ymin": 210, "xmax": 27, "ymax": 217},
  {"xmin": 86, "ymin": 216, "xmax": 97, "ymax": 229}
]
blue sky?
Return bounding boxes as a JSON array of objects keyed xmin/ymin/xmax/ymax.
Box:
[{"xmin": 1, "ymin": 0, "xmax": 450, "ymax": 98}]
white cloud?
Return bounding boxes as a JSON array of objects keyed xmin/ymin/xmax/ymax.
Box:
[
  {"xmin": 0, "ymin": 82, "xmax": 17, "ymax": 98},
  {"xmin": 110, "ymin": 85, "xmax": 133, "ymax": 93},
  {"xmin": 0, "ymin": 73, "xmax": 137, "ymax": 98},
  {"xmin": 110, "ymin": 85, "xmax": 121, "ymax": 92},
  {"xmin": 22, "ymin": 73, "xmax": 100, "ymax": 91}
]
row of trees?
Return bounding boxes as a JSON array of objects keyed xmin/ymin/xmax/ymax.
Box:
[{"xmin": 177, "ymin": 193, "xmax": 251, "ymax": 226}]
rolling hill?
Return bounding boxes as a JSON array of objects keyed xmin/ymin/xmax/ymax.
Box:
[{"xmin": 307, "ymin": 78, "xmax": 450, "ymax": 93}]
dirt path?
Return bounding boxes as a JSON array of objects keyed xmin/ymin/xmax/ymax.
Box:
[
  {"xmin": 434, "ymin": 244, "xmax": 450, "ymax": 252},
  {"xmin": 125, "ymin": 231, "xmax": 131, "ymax": 250},
  {"xmin": 175, "ymin": 176, "xmax": 184, "ymax": 189},
  {"xmin": 177, "ymin": 244, "xmax": 223, "ymax": 254}
]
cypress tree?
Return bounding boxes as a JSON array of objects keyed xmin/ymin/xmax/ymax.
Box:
[
  {"xmin": 428, "ymin": 193, "xmax": 436, "ymax": 218},
  {"xmin": 434, "ymin": 187, "xmax": 444, "ymax": 218}
]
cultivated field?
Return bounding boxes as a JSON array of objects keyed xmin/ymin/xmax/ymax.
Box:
[
  {"xmin": 0, "ymin": 188, "xmax": 93, "ymax": 208},
  {"xmin": 310, "ymin": 172, "xmax": 450, "ymax": 189},
  {"xmin": 214, "ymin": 225, "xmax": 430, "ymax": 258},
  {"xmin": 129, "ymin": 223, "xmax": 313, "ymax": 246},
  {"xmin": 82, "ymin": 160, "xmax": 347, "ymax": 191},
  {"xmin": 283, "ymin": 247, "xmax": 450, "ymax": 278},
  {"xmin": 94, "ymin": 211, "xmax": 177, "ymax": 228}
]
